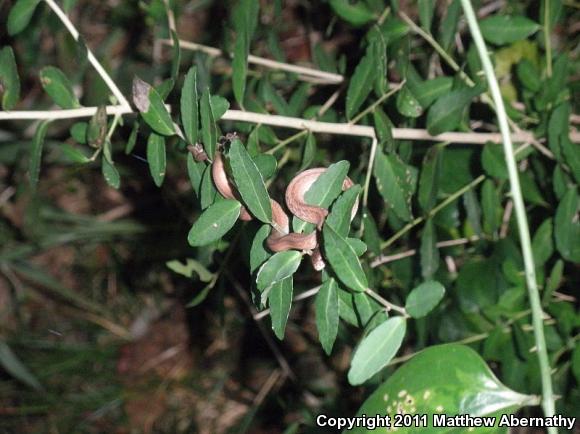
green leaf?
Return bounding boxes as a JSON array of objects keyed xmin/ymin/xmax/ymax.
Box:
[
  {"xmin": 60, "ymin": 143, "xmax": 90, "ymax": 164},
  {"xmin": 200, "ymin": 87, "xmax": 217, "ymax": 158},
  {"xmin": 210, "ymin": 95, "xmax": 230, "ymax": 119},
  {"xmin": 328, "ymin": 0, "xmax": 374, "ymax": 26},
  {"xmin": 405, "ymin": 280, "xmax": 445, "ymax": 318},
  {"xmin": 187, "ymin": 154, "xmax": 204, "ymax": 198},
  {"xmin": 200, "ymin": 165, "xmax": 218, "ymax": 209},
  {"xmin": 438, "ymin": 0, "xmax": 461, "ymax": 50},
  {"xmin": 315, "ymin": 278, "xmax": 339, "ymax": 355},
  {"xmin": 0, "ymin": 47, "xmax": 20, "ymax": 110},
  {"xmin": 256, "ymin": 251, "xmax": 302, "ymax": 292},
  {"xmin": 554, "ymin": 188, "xmax": 580, "ymax": 262},
  {"xmin": 28, "ymin": 120, "xmax": 50, "ymax": 188},
  {"xmin": 170, "ymin": 30, "xmax": 181, "ymax": 82},
  {"xmin": 347, "ymin": 237, "xmax": 367, "ymax": 256},
  {"xmin": 481, "ymin": 180, "xmax": 501, "ymax": 235},
  {"xmin": 418, "ymin": 146, "xmax": 442, "ymax": 212},
  {"xmin": 166, "ymin": 258, "xmax": 213, "ymax": 282},
  {"xmin": 427, "ymin": 87, "xmax": 479, "ymax": 135},
  {"xmin": 373, "ymin": 108, "xmax": 393, "ymax": 150},
  {"xmin": 0, "ymin": 340, "xmax": 42, "ymax": 390},
  {"xmin": 349, "ymin": 344, "xmax": 536, "ymax": 431},
  {"xmin": 532, "ymin": 219, "xmax": 554, "ymax": 267},
  {"xmin": 7, "ymin": 0, "xmax": 41, "ymax": 36},
  {"xmin": 269, "ymin": 277, "xmax": 293, "ymax": 340},
  {"xmin": 322, "ymin": 224, "xmax": 367, "ymax": 292},
  {"xmin": 293, "ymin": 161, "xmax": 350, "ymax": 233},
  {"xmin": 463, "ymin": 189, "xmax": 482, "ymax": 236},
  {"xmin": 573, "ymin": 345, "xmax": 580, "ymax": 385},
  {"xmin": 146, "ymin": 133, "xmax": 166, "ymax": 187},
  {"xmin": 408, "ymin": 76, "xmax": 453, "ymax": 109},
  {"xmin": 132, "ymin": 77, "xmax": 175, "ymax": 136},
  {"xmin": 101, "ymin": 157, "xmax": 120, "ymax": 189},
  {"xmin": 480, "ymin": 15, "xmax": 540, "ymax": 45},
  {"xmin": 181, "ymin": 66, "xmax": 199, "ymax": 146},
  {"xmin": 418, "ymin": 0, "xmax": 434, "ymax": 32},
  {"xmin": 229, "ymin": 138, "xmax": 272, "ymax": 223},
  {"xmin": 70, "ymin": 122, "xmax": 87, "ymax": 144},
  {"xmin": 346, "ymin": 47, "xmax": 376, "ymax": 119},
  {"xmin": 561, "ymin": 136, "xmax": 580, "ymax": 185},
  {"xmin": 231, "ymin": 0, "xmax": 259, "ymax": 107},
  {"xmin": 362, "ymin": 210, "xmax": 382, "ymax": 256},
  {"xmin": 374, "ymin": 151, "xmax": 413, "ymax": 221},
  {"xmin": 39, "ymin": 66, "xmax": 80, "ymax": 109},
  {"xmin": 482, "ymin": 143, "xmax": 508, "ymax": 179},
  {"xmin": 299, "ymin": 132, "xmax": 316, "ymax": 171},
  {"xmin": 187, "ymin": 199, "xmax": 241, "ymax": 246},
  {"xmin": 250, "ymin": 224, "xmax": 272, "ymax": 274},
  {"xmin": 396, "ymin": 86, "xmax": 423, "ymax": 118},
  {"xmin": 420, "ymin": 220, "xmax": 439, "ymax": 280},
  {"xmin": 252, "ymin": 154, "xmax": 277, "ymax": 180},
  {"xmin": 543, "ymin": 259, "xmax": 563, "ymax": 305},
  {"xmin": 124, "ymin": 121, "xmax": 139, "ymax": 154},
  {"xmin": 326, "ymin": 185, "xmax": 361, "ymax": 237},
  {"xmin": 348, "ymin": 316, "xmax": 406, "ymax": 385},
  {"xmin": 516, "ymin": 59, "xmax": 541, "ymax": 92}
]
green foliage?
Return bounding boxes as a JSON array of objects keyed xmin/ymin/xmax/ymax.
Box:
[
  {"xmin": 349, "ymin": 345, "xmax": 537, "ymax": 433},
  {"xmin": 2, "ymin": 1, "xmax": 579, "ymax": 431},
  {"xmin": 348, "ymin": 317, "xmax": 406, "ymax": 385}
]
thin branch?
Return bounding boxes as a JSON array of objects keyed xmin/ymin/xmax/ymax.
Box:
[
  {"xmin": 380, "ymin": 175, "xmax": 486, "ymax": 250},
  {"xmin": 43, "ymin": 0, "xmax": 131, "ymax": 110},
  {"xmin": 370, "ymin": 236, "xmax": 481, "ymax": 268},
  {"xmin": 161, "ymin": 39, "xmax": 343, "ymax": 85},
  {"xmin": 461, "ymin": 0, "xmax": 556, "ymax": 425},
  {"xmin": 4, "ymin": 107, "xmax": 580, "ymax": 146},
  {"xmin": 365, "ymin": 288, "xmax": 408, "ymax": 316}
]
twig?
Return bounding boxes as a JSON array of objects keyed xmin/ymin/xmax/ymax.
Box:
[
  {"xmin": 161, "ymin": 38, "xmax": 343, "ymax": 85},
  {"xmin": 364, "ymin": 288, "xmax": 408, "ymax": 316},
  {"xmin": 381, "ymin": 175, "xmax": 486, "ymax": 250},
  {"xmin": 5, "ymin": 106, "xmax": 580, "ymax": 147},
  {"xmin": 254, "ymin": 285, "xmax": 321, "ymax": 320},
  {"xmin": 500, "ymin": 199, "xmax": 513, "ymax": 238},
  {"xmin": 461, "ymin": 1, "xmax": 556, "ymax": 426},
  {"xmin": 370, "ymin": 236, "xmax": 480, "ymax": 268},
  {"xmin": 43, "ymin": 0, "xmax": 131, "ymax": 110}
]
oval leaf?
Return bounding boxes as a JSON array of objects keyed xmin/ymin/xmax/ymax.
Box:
[
  {"xmin": 405, "ymin": 280, "xmax": 445, "ymax": 318},
  {"xmin": 554, "ymin": 188, "xmax": 580, "ymax": 262},
  {"xmin": 346, "ymin": 48, "xmax": 376, "ymax": 119},
  {"xmin": 181, "ymin": 66, "xmax": 199, "ymax": 145},
  {"xmin": 348, "ymin": 344, "xmax": 537, "ymax": 432},
  {"xmin": 269, "ymin": 277, "xmax": 293, "ymax": 340},
  {"xmin": 132, "ymin": 76, "xmax": 175, "ymax": 136},
  {"xmin": 480, "ymin": 15, "xmax": 540, "ymax": 45},
  {"xmin": 229, "ymin": 138, "xmax": 272, "ymax": 223},
  {"xmin": 28, "ymin": 120, "xmax": 50, "ymax": 188},
  {"xmin": 40, "ymin": 66, "xmax": 80, "ymax": 109},
  {"xmin": 256, "ymin": 251, "xmax": 302, "ymax": 292},
  {"xmin": 322, "ymin": 224, "xmax": 368, "ymax": 292},
  {"xmin": 188, "ymin": 199, "xmax": 241, "ymax": 246},
  {"xmin": 329, "ymin": 0, "xmax": 374, "ymax": 27},
  {"xmin": 427, "ymin": 87, "xmax": 480, "ymax": 136},
  {"xmin": 0, "ymin": 47, "xmax": 21, "ymax": 110},
  {"xmin": 147, "ymin": 133, "xmax": 166, "ymax": 187},
  {"xmin": 7, "ymin": 0, "xmax": 41, "ymax": 36},
  {"xmin": 348, "ymin": 316, "xmax": 407, "ymax": 385},
  {"xmin": 315, "ymin": 278, "xmax": 340, "ymax": 355}
]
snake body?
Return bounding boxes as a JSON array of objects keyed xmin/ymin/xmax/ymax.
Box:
[{"xmin": 208, "ymin": 150, "xmax": 358, "ymax": 270}]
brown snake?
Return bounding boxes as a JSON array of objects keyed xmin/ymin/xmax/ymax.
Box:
[{"xmin": 200, "ymin": 147, "xmax": 358, "ymax": 270}]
